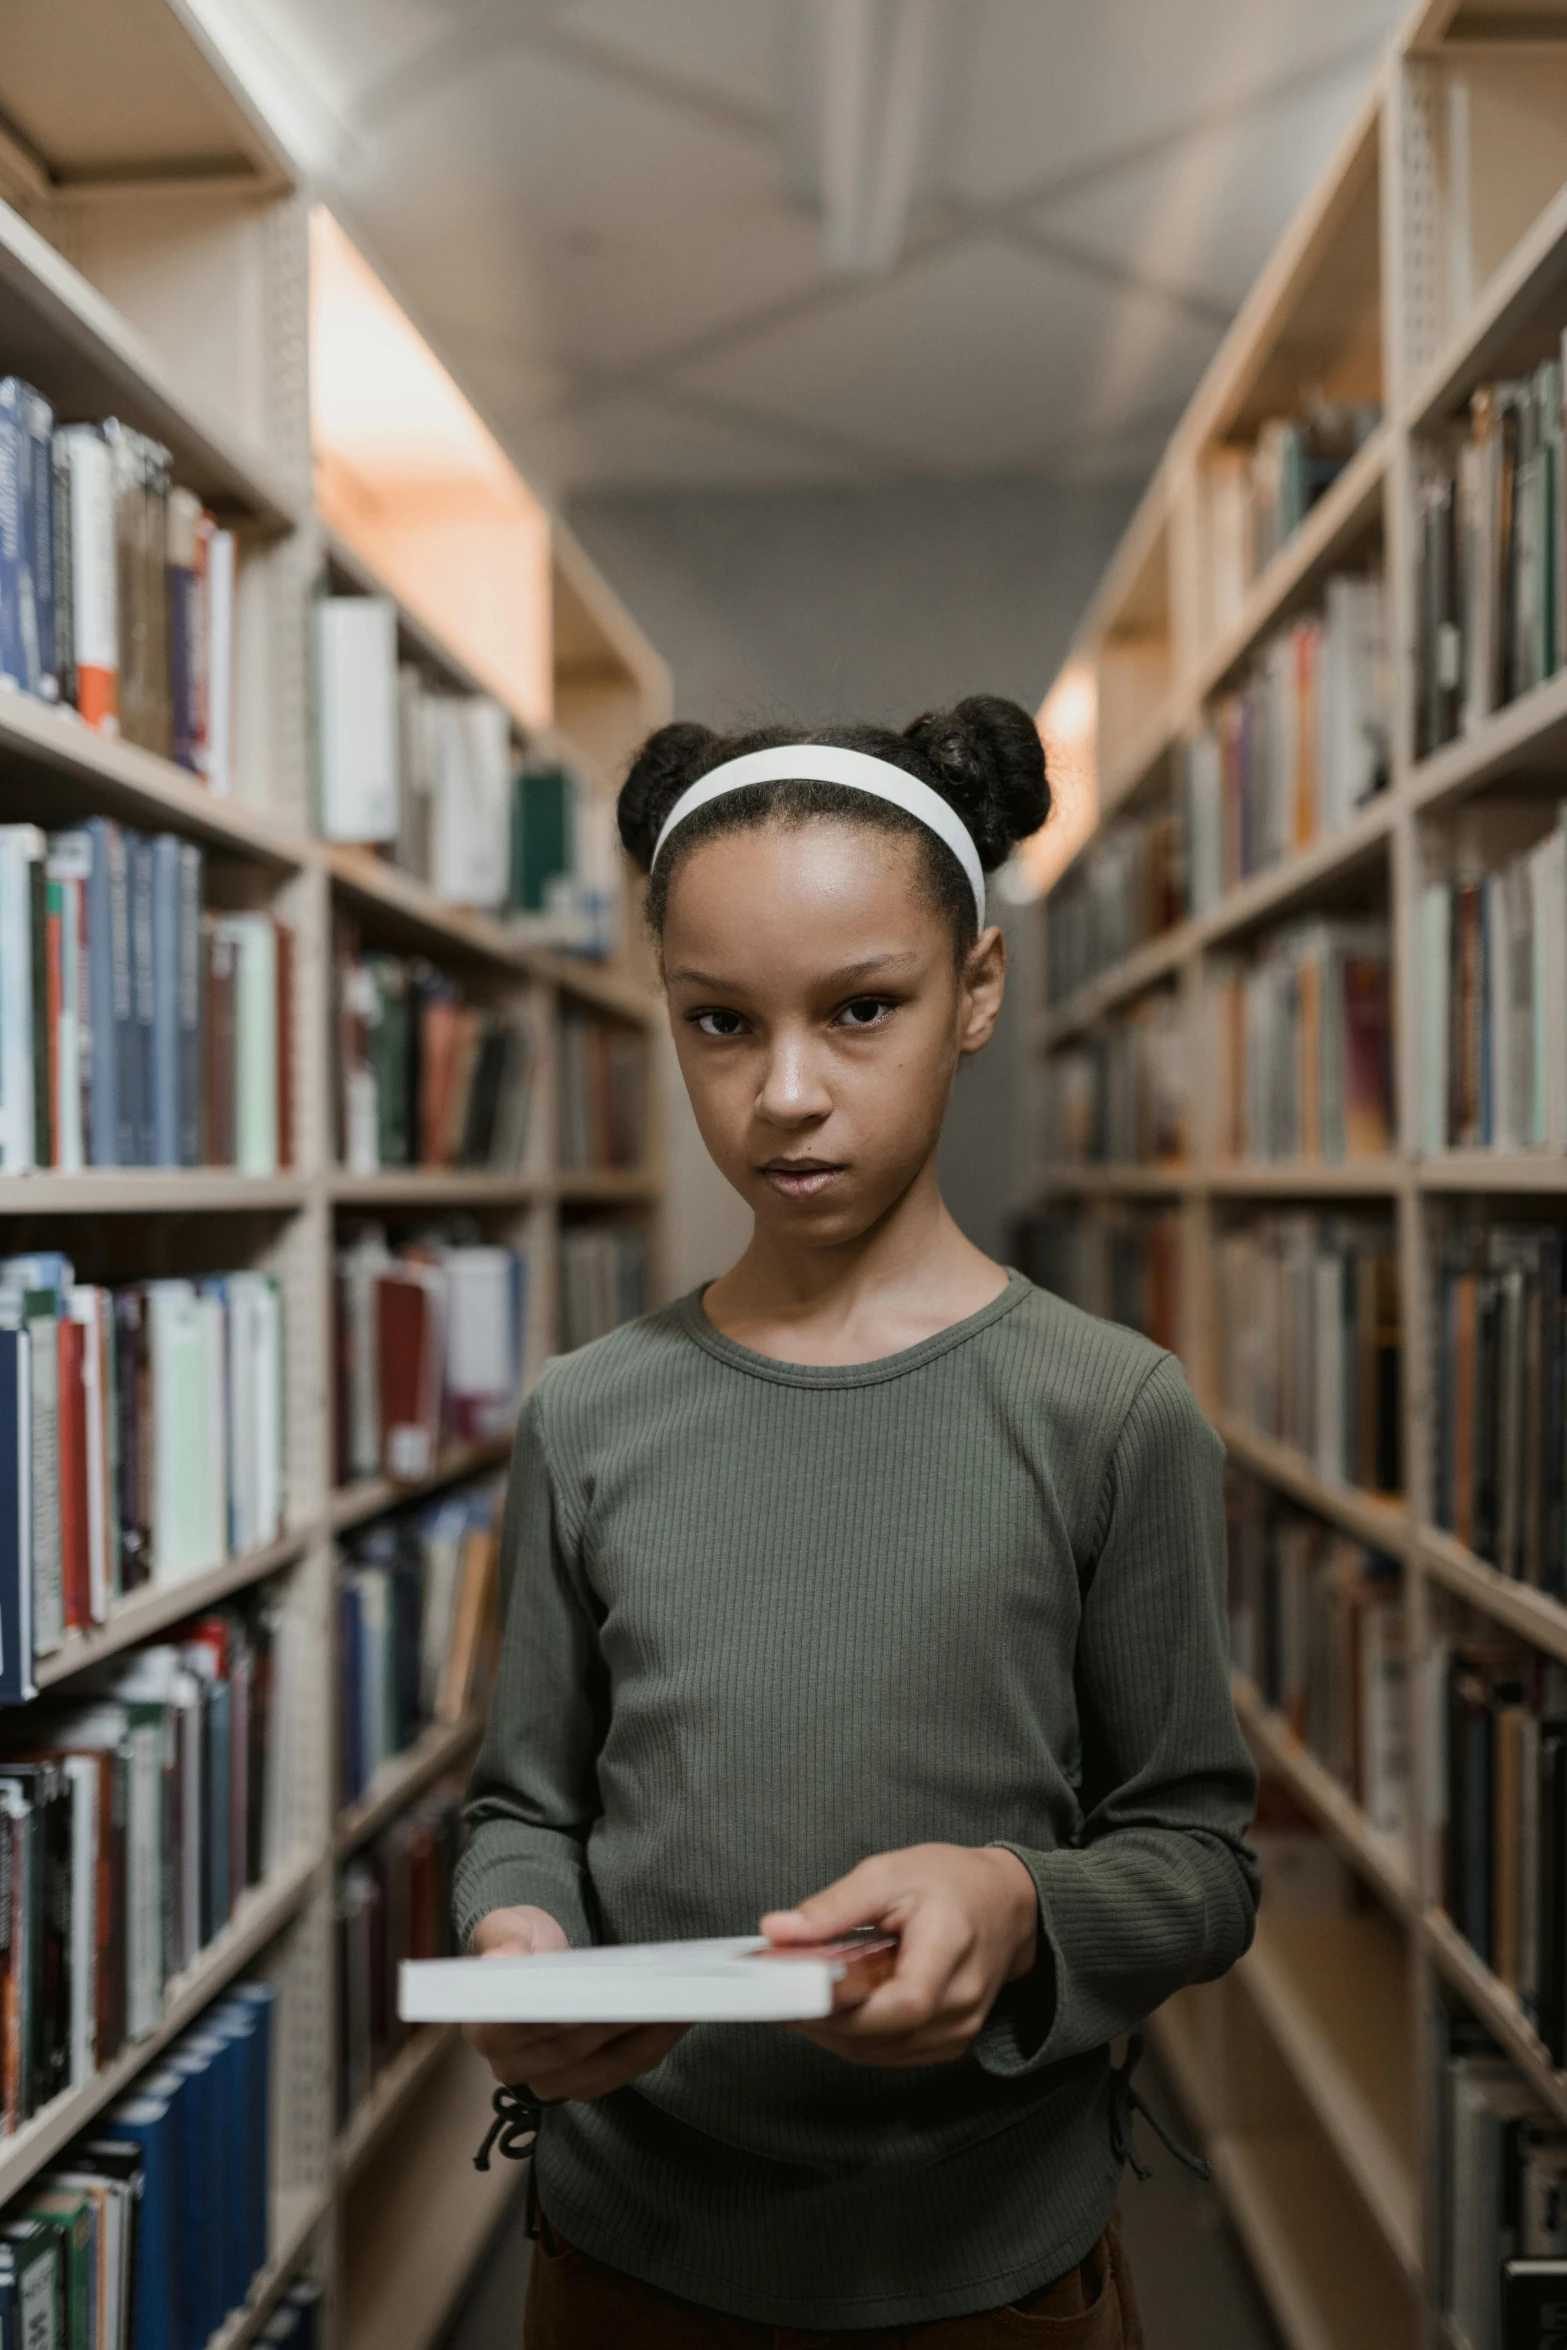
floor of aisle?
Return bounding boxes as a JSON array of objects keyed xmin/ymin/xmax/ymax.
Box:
[{"xmin": 437, "ymin": 2054, "xmax": 1280, "ymax": 2350}]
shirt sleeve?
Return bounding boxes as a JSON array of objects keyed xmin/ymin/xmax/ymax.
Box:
[
  {"xmin": 976, "ymin": 1354, "xmax": 1259, "ymax": 2077},
  {"xmin": 453, "ymin": 1385, "xmax": 607, "ymax": 1951}
]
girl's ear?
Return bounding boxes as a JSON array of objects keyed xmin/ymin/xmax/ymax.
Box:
[
  {"xmin": 958, "ymin": 924, "xmax": 1007, "ymax": 1057},
  {"xmin": 618, "ymin": 722, "xmax": 720, "ymax": 871}
]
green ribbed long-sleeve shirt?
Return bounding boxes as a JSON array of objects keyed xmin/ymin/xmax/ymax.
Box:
[{"xmin": 456, "ymin": 1271, "xmax": 1258, "ymax": 2327}]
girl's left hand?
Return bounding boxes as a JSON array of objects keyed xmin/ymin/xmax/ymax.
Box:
[{"xmin": 761, "ymin": 1843, "xmax": 1040, "ymax": 2067}]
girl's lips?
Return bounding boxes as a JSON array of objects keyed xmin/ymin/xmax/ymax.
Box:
[{"xmin": 759, "ymin": 1162, "xmax": 844, "ymax": 1200}]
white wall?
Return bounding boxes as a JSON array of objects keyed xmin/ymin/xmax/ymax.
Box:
[{"xmin": 571, "ymin": 473, "xmax": 1140, "ymax": 1284}]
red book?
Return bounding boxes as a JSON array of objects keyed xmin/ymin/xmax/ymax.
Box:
[
  {"xmin": 55, "ymin": 1315, "xmax": 90, "ymax": 1632},
  {"xmin": 377, "ymin": 1265, "xmax": 445, "ymax": 1481},
  {"xmin": 1341, "ymin": 956, "xmax": 1392, "ymax": 1158}
]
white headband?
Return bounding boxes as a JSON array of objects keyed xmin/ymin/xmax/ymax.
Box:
[{"xmin": 649, "ymin": 744, "xmax": 988, "ymax": 930}]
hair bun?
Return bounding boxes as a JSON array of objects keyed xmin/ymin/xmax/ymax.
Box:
[
  {"xmin": 902, "ymin": 695, "xmax": 1050, "ymax": 870},
  {"xmin": 618, "ymin": 721, "xmax": 719, "ymax": 871}
]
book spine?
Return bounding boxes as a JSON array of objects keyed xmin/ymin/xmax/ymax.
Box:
[{"xmin": 62, "ymin": 430, "xmax": 117, "ymax": 734}]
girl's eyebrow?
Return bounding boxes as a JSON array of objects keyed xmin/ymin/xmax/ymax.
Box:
[{"xmin": 668, "ymin": 951, "xmax": 920, "ymax": 990}]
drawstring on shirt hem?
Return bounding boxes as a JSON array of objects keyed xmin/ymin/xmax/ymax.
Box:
[
  {"xmin": 474, "ymin": 2083, "xmax": 543, "ymax": 2174},
  {"xmin": 1110, "ymin": 2032, "xmax": 1210, "ymax": 2182}
]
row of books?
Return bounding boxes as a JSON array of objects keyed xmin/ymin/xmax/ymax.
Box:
[
  {"xmin": 1012, "ymin": 1206, "xmax": 1182, "ymax": 1355},
  {"xmin": 1225, "ymin": 1470, "xmax": 1407, "ymax": 1841},
  {"xmin": 1436, "ymin": 1640, "xmax": 1567, "ymax": 2070},
  {"xmin": 1199, "ymin": 400, "xmax": 1381, "ymax": 640},
  {"xmin": 1045, "ymin": 811, "xmax": 1182, "ymax": 1007},
  {"xmin": 1043, "ymin": 992, "xmax": 1187, "ymax": 1167},
  {"xmin": 1215, "ymin": 1215, "xmax": 1402, "ymax": 1495},
  {"xmin": 1419, "ymin": 802, "xmax": 1567, "ymax": 1154},
  {"xmin": 1435, "ymin": 1223, "xmax": 1567, "ymax": 1592},
  {"xmin": 0, "ymin": 1979, "xmax": 285, "ymax": 2350},
  {"xmin": 1438, "ymin": 2013, "xmax": 1567, "ymax": 2350},
  {"xmin": 1182, "ymin": 578, "xmax": 1389, "ymax": 916},
  {"xmin": 558, "ymin": 1012, "xmax": 647, "ymax": 1175},
  {"xmin": 0, "ymin": 1596, "xmax": 284, "ymax": 2129},
  {"xmin": 0, "ymin": 822, "xmax": 291, "ymax": 1175},
  {"xmin": 0, "ymin": 1254, "xmax": 285, "ymax": 1699},
  {"xmin": 560, "ymin": 1224, "xmax": 649, "ymax": 1354},
  {"xmin": 335, "ymin": 940, "xmax": 534, "ymax": 1175},
  {"xmin": 337, "ymin": 1485, "xmax": 501, "ymax": 1810},
  {"xmin": 337, "ymin": 1777, "xmax": 461, "ymax": 2125},
  {"xmin": 1417, "ymin": 356, "xmax": 1565, "ymax": 758},
  {"xmin": 0, "ymin": 386, "xmax": 237, "ymax": 783},
  {"xmin": 314, "ymin": 600, "xmax": 619, "ymax": 948},
  {"xmin": 334, "ymin": 1231, "xmax": 525, "ymax": 1486},
  {"xmin": 1200, "ymin": 919, "xmax": 1393, "ymax": 1162}
]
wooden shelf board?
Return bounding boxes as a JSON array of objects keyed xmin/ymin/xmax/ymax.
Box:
[
  {"xmin": 1036, "ymin": 1163, "xmax": 1191, "ymax": 1195},
  {"xmin": 555, "ymin": 1167, "xmax": 666, "ymax": 1203},
  {"xmin": 212, "ymin": 2184, "xmax": 329, "ymax": 2350},
  {"xmin": 0, "ymin": 195, "xmax": 297, "ymax": 530},
  {"xmin": 0, "ymin": 687, "xmax": 306, "ymax": 869},
  {"xmin": 1209, "ymin": 2132, "xmax": 1417, "ymax": 2350},
  {"xmin": 1211, "ymin": 1415, "xmax": 1410, "ymax": 1557},
  {"xmin": 1410, "ymin": 665, "xmax": 1567, "ymax": 812},
  {"xmin": 1233, "ymin": 1674, "xmax": 1417, "ymax": 1920},
  {"xmin": 1238, "ymin": 1915, "xmax": 1420, "ymax": 2281},
  {"xmin": 1042, "ymin": 796, "xmax": 1395, "ymax": 1046},
  {"xmin": 1423, "ymin": 1909, "xmax": 1567, "ymax": 2126},
  {"xmin": 1418, "ymin": 1524, "xmax": 1567, "ymax": 1658},
  {"xmin": 329, "ymin": 1169, "xmax": 541, "ymax": 1208},
  {"xmin": 1042, "ymin": 923, "xmax": 1194, "ymax": 1047},
  {"xmin": 335, "ymin": 2024, "xmax": 457, "ymax": 2187},
  {"xmin": 0, "ymin": 1170, "xmax": 307, "ymax": 1215},
  {"xmin": 1195, "ymin": 792, "xmax": 1394, "ymax": 950},
  {"xmin": 1147, "ymin": 1995, "xmax": 1222, "ymax": 2142},
  {"xmin": 533, "ymin": 951, "xmax": 659, "ymax": 1025},
  {"xmin": 1193, "ymin": 427, "xmax": 1389, "ymax": 706},
  {"xmin": 35, "ymin": 1531, "xmax": 308, "ymax": 1690},
  {"xmin": 0, "ymin": 1848, "xmax": 318, "ymax": 2207},
  {"xmin": 335, "ymin": 1715, "xmax": 484, "ymax": 1860},
  {"xmin": 329, "ymin": 1440, "xmax": 513, "ymax": 1535},
  {"xmin": 1406, "ymin": 172, "xmax": 1567, "ymax": 432},
  {"xmin": 324, "ymin": 846, "xmax": 538, "ymax": 978},
  {"xmin": 1417, "ymin": 1150, "xmax": 1567, "ymax": 1191},
  {"xmin": 1035, "ymin": 1159, "xmax": 1405, "ymax": 1198}
]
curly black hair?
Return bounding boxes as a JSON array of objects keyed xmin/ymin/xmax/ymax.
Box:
[{"xmin": 617, "ymin": 697, "xmax": 1050, "ymax": 953}]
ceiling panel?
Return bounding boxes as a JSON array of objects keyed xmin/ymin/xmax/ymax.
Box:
[
  {"xmin": 1029, "ymin": 53, "xmax": 1390, "ymax": 310},
  {"xmin": 672, "ymin": 234, "xmax": 1223, "ymax": 472},
  {"xmin": 553, "ymin": 0, "xmax": 782, "ymax": 115},
  {"xmin": 528, "ymin": 383, "xmax": 869, "ymax": 489},
  {"xmin": 944, "ymin": 0, "xmax": 1395, "ymax": 207}
]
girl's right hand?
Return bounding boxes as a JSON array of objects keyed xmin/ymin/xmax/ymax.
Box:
[{"xmin": 464, "ymin": 1906, "xmax": 689, "ymax": 2102}]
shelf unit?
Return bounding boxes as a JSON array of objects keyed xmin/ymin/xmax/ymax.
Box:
[
  {"xmin": 1032, "ymin": 8, "xmax": 1567, "ymax": 2345},
  {"xmin": 0, "ymin": 8, "xmax": 670, "ymax": 2344}
]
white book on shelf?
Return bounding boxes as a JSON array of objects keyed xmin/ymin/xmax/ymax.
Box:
[
  {"xmin": 430, "ymin": 695, "xmax": 512, "ymax": 910},
  {"xmin": 315, "ymin": 596, "xmax": 399, "ymax": 843},
  {"xmin": 1419, "ymin": 880, "xmax": 1450, "ymax": 1154},
  {"xmin": 401, "ymin": 1934, "xmax": 898, "ymax": 2026},
  {"xmin": 206, "ymin": 525, "xmax": 237, "ymax": 797}
]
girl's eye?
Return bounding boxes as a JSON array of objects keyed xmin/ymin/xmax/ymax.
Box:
[
  {"xmin": 693, "ymin": 1008, "xmax": 749, "ymax": 1038},
  {"xmin": 836, "ymin": 997, "xmax": 895, "ymax": 1029}
]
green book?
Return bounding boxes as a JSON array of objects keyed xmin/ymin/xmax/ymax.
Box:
[
  {"xmin": 0, "ymin": 2216, "xmax": 62, "ymax": 2349},
  {"xmin": 512, "ymin": 765, "xmax": 572, "ymax": 915},
  {"xmin": 19, "ymin": 2192, "xmax": 93, "ymax": 2350}
]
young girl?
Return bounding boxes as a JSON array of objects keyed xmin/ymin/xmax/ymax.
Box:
[{"xmin": 457, "ymin": 697, "xmax": 1258, "ymax": 2345}]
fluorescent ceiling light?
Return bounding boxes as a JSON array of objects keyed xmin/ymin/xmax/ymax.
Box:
[{"xmin": 791, "ymin": 0, "xmax": 956, "ymax": 277}]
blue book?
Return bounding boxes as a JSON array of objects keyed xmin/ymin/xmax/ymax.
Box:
[
  {"xmin": 108, "ymin": 2084, "xmax": 183, "ymax": 2350},
  {"xmin": 149, "ymin": 835, "xmax": 181, "ymax": 1169},
  {"xmin": 128, "ymin": 835, "xmax": 155, "ymax": 1166},
  {"xmin": 0, "ymin": 1323, "xmax": 35, "ymax": 1705},
  {"xmin": 213, "ymin": 1998, "xmax": 265, "ymax": 2305},
  {"xmin": 186, "ymin": 2020, "xmax": 250, "ymax": 2324},
  {"xmin": 225, "ymin": 1981, "xmax": 277, "ymax": 2279},
  {"xmin": 0, "ymin": 385, "xmax": 27, "ymax": 691}
]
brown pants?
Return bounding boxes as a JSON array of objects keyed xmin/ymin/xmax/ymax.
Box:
[{"xmin": 523, "ymin": 2210, "xmax": 1142, "ymax": 2347}]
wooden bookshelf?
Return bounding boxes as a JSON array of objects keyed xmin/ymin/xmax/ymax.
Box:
[
  {"xmin": 0, "ymin": 10, "xmax": 670, "ymax": 2335},
  {"xmin": 1032, "ymin": 18, "xmax": 1567, "ymax": 2336}
]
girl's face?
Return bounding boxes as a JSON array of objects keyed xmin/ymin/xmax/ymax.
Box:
[{"xmin": 662, "ymin": 818, "xmax": 1006, "ymax": 1247}]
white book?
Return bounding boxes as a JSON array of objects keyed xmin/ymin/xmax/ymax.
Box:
[
  {"xmin": 430, "ymin": 696, "xmax": 512, "ymax": 910},
  {"xmin": 147, "ymin": 1280, "xmax": 224, "ymax": 1580},
  {"xmin": 401, "ymin": 1934, "xmax": 897, "ymax": 2026},
  {"xmin": 315, "ymin": 597, "xmax": 399, "ymax": 842},
  {"xmin": 60, "ymin": 1753, "xmax": 99, "ymax": 2084}
]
